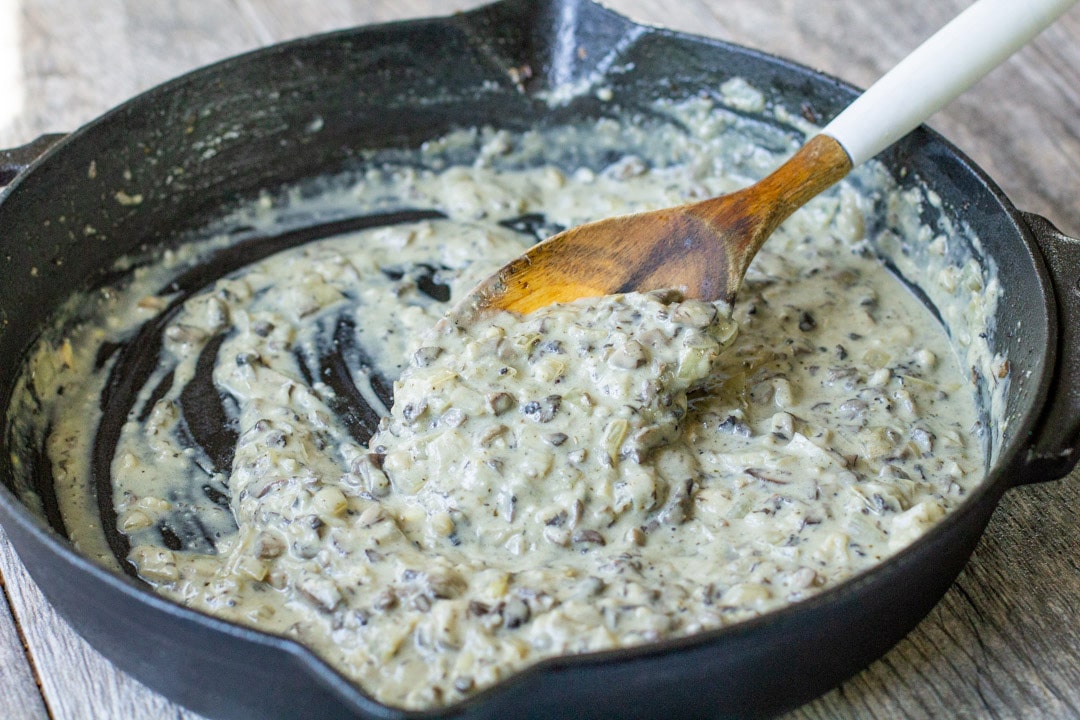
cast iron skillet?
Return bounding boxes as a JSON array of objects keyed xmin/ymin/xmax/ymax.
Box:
[{"xmin": 2, "ymin": 1, "xmax": 1079, "ymax": 718}]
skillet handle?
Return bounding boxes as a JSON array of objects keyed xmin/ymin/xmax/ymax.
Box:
[
  {"xmin": 0, "ymin": 134, "xmax": 67, "ymax": 188},
  {"xmin": 1018, "ymin": 212, "xmax": 1080, "ymax": 484}
]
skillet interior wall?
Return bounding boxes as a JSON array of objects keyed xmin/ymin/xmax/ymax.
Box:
[
  {"xmin": 1, "ymin": 0, "xmax": 1038, "ymax": 531},
  {"xmin": 874, "ymin": 142, "xmax": 1047, "ymax": 474}
]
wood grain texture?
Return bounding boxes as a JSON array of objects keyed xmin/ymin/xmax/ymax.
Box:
[
  {"xmin": 0, "ymin": 535, "xmax": 49, "ymax": 720},
  {"xmin": 1, "ymin": 2, "xmax": 1080, "ymax": 719}
]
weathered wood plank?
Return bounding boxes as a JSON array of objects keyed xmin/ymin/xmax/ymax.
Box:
[
  {"xmin": 1, "ymin": 2, "xmax": 1080, "ymax": 720},
  {"xmin": 229, "ymin": 0, "xmax": 492, "ymax": 42},
  {"xmin": 0, "ymin": 530, "xmax": 48, "ymax": 720},
  {"xmin": 0, "ymin": 527, "xmax": 207, "ymax": 720}
]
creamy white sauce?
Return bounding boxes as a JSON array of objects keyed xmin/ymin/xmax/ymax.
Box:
[{"xmin": 5, "ymin": 95, "xmax": 1004, "ymax": 709}]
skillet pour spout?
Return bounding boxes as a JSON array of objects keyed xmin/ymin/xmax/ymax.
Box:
[{"xmin": 2, "ymin": 1, "xmax": 1080, "ymax": 718}]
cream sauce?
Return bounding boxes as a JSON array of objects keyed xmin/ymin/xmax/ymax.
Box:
[{"xmin": 7, "ymin": 96, "xmax": 998, "ymax": 709}]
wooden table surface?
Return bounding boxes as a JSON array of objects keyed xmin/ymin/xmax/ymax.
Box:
[{"xmin": 2, "ymin": 1, "xmax": 1079, "ymax": 718}]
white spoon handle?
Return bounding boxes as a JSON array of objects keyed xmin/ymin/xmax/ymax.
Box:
[{"xmin": 823, "ymin": 0, "xmax": 1078, "ymax": 167}]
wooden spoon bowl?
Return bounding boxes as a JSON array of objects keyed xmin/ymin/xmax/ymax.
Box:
[{"xmin": 460, "ymin": 135, "xmax": 850, "ymax": 316}]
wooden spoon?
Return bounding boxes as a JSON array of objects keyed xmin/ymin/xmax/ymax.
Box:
[{"xmin": 455, "ymin": 0, "xmax": 1076, "ymax": 319}]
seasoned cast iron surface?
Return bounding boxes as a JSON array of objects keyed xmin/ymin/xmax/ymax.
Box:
[{"xmin": 90, "ymin": 210, "xmax": 446, "ymax": 570}]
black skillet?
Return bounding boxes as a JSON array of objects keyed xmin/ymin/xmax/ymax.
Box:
[{"xmin": 2, "ymin": 1, "xmax": 1079, "ymax": 718}]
